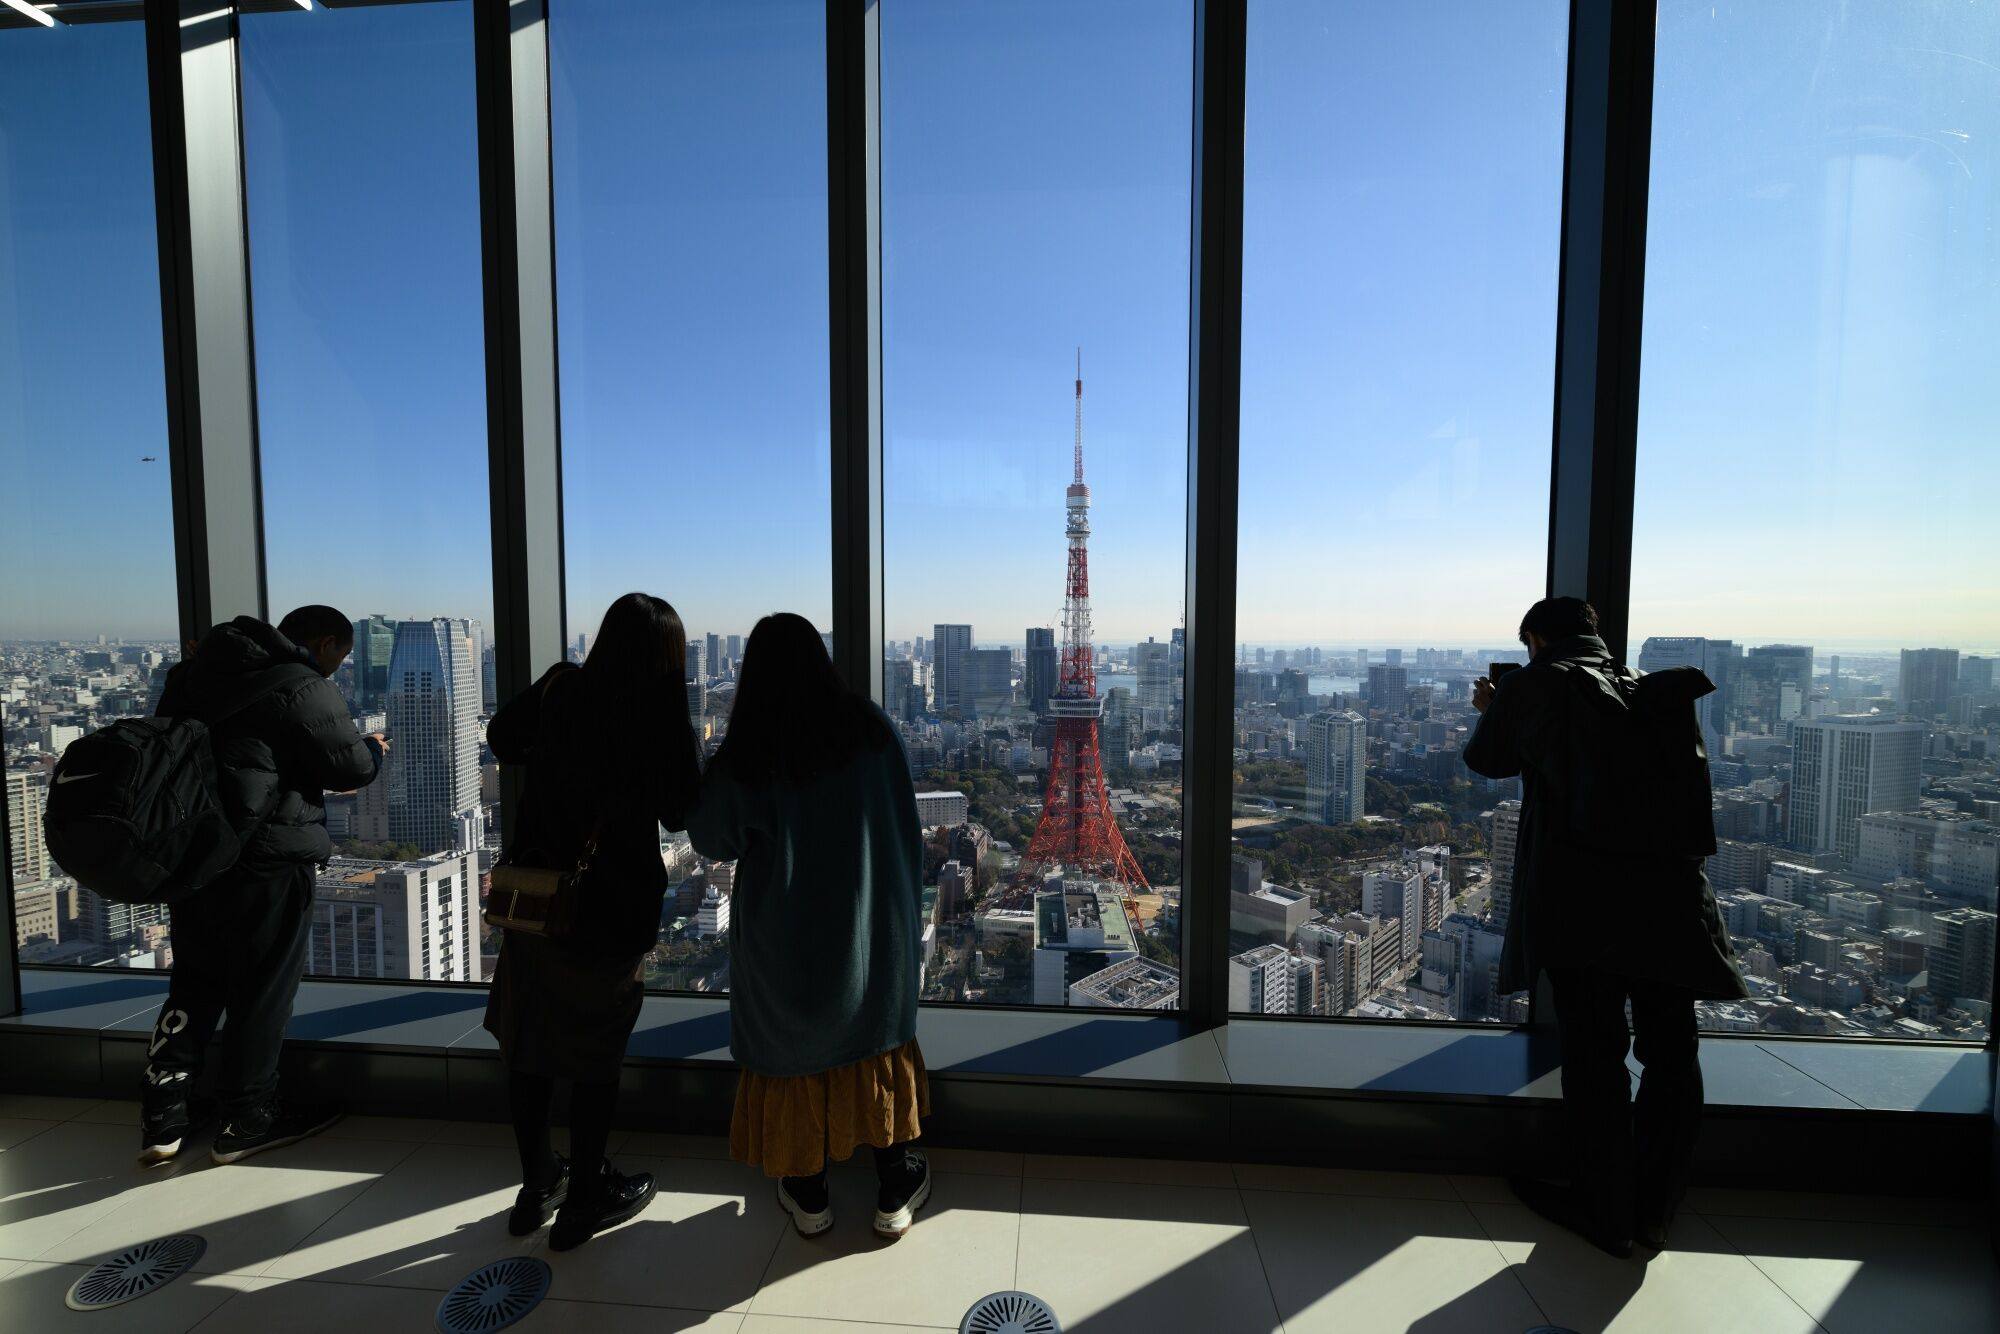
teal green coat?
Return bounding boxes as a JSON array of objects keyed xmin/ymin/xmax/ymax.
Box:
[{"xmin": 687, "ymin": 725, "xmax": 926, "ymax": 1079}]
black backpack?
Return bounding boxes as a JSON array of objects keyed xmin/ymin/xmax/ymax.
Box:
[
  {"xmin": 42, "ymin": 683, "xmax": 285, "ymax": 906},
  {"xmin": 1548, "ymin": 661, "xmax": 1718, "ymax": 861}
]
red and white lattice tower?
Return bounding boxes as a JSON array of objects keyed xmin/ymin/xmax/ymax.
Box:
[{"xmin": 1020, "ymin": 353, "xmax": 1150, "ymax": 901}]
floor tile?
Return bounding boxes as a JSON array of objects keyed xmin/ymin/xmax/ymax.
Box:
[
  {"xmin": 0, "ymin": 1121, "xmax": 192, "ymax": 1262},
  {"xmin": 739, "ymin": 1316, "xmax": 949, "ymax": 1333},
  {"xmin": 915, "ymin": 1146, "xmax": 1022, "ymax": 1178},
  {"xmin": 1707, "ymin": 1211, "xmax": 2000, "ymax": 1334},
  {"xmin": 1447, "ymin": 1174, "xmax": 1516, "ymax": 1204},
  {"xmin": 618, "ymin": 1130, "xmax": 733, "ymax": 1160},
  {"xmin": 259, "ymin": 1141, "xmax": 543, "ymax": 1290},
  {"xmin": 1243, "ymin": 1188, "xmax": 1546, "ymax": 1333},
  {"xmin": 750, "ymin": 1170, "xmax": 1020, "ymax": 1328},
  {"xmin": 185, "ymin": 1275, "xmax": 441, "ymax": 1332},
  {"xmin": 1016, "ymin": 1176, "xmax": 1280, "ymax": 1334},
  {"xmin": 520, "ymin": 1299, "xmax": 743, "ymax": 1332},
  {"xmin": 1233, "ymin": 1160, "xmax": 1460, "ymax": 1200},
  {"xmin": 1023, "ymin": 1152, "xmax": 1233, "ymax": 1189},
  {"xmin": 1472, "ymin": 1202, "xmax": 1820, "ymax": 1333},
  {"xmin": 0, "ymin": 1095, "xmax": 96, "ymax": 1121},
  {"xmin": 0, "ymin": 1119, "xmax": 58, "ymax": 1152},
  {"xmin": 71, "ymin": 1101, "xmax": 141, "ymax": 1127},
  {"xmin": 1687, "ymin": 1186, "xmax": 1985, "ymax": 1228},
  {"xmin": 536, "ymin": 1156, "xmax": 786, "ymax": 1312},
  {"xmin": 43, "ymin": 1134, "xmax": 420, "ymax": 1278},
  {"xmin": 0, "ymin": 1261, "xmax": 255, "ymax": 1333},
  {"xmin": 319, "ymin": 1116, "xmax": 441, "ymax": 1145},
  {"xmin": 427, "ymin": 1120, "xmax": 524, "ymax": 1148}
]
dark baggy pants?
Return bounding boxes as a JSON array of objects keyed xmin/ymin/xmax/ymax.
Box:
[
  {"xmin": 145, "ymin": 862, "xmax": 316, "ymax": 1118},
  {"xmin": 1547, "ymin": 967, "xmax": 1703, "ymax": 1235}
]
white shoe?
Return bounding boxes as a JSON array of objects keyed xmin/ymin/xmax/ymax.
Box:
[
  {"xmin": 873, "ymin": 1153, "xmax": 931, "ymax": 1239},
  {"xmin": 778, "ymin": 1178, "xmax": 833, "ymax": 1237}
]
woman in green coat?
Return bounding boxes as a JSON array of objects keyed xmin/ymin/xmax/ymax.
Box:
[{"xmin": 688, "ymin": 613, "xmax": 930, "ymax": 1240}]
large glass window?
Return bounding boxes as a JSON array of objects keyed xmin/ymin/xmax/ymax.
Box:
[
  {"xmin": 241, "ymin": 1, "xmax": 496, "ymax": 983},
  {"xmin": 1631, "ymin": 1, "xmax": 1999, "ymax": 1040},
  {"xmin": 1228, "ymin": 1, "xmax": 1568, "ymax": 1021},
  {"xmin": 1, "ymin": 21, "xmax": 179, "ymax": 971},
  {"xmin": 881, "ymin": 0, "xmax": 1193, "ymax": 1009},
  {"xmin": 548, "ymin": 0, "xmax": 832, "ymax": 992}
]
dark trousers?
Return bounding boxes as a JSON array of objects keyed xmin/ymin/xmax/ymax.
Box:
[
  {"xmin": 1547, "ymin": 967, "xmax": 1703, "ymax": 1232},
  {"xmin": 146, "ymin": 862, "xmax": 316, "ymax": 1117}
]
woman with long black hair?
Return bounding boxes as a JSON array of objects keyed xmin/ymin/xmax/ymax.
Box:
[
  {"xmin": 482, "ymin": 592, "xmax": 700, "ymax": 1250},
  {"xmin": 688, "ymin": 613, "xmax": 931, "ymax": 1239}
]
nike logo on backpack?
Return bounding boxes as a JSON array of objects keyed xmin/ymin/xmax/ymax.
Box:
[{"xmin": 54, "ymin": 772, "xmax": 100, "ymax": 785}]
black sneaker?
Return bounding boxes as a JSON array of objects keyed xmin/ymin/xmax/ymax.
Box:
[
  {"xmin": 873, "ymin": 1149, "xmax": 931, "ymax": 1240},
  {"xmin": 210, "ymin": 1099, "xmax": 344, "ymax": 1165},
  {"xmin": 778, "ymin": 1172, "xmax": 833, "ymax": 1238},
  {"xmin": 549, "ymin": 1163, "xmax": 655, "ymax": 1252},
  {"xmin": 509, "ymin": 1155, "xmax": 571, "ymax": 1237},
  {"xmin": 139, "ymin": 1078, "xmax": 191, "ymax": 1168}
]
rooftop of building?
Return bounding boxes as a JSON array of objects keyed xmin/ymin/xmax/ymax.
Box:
[
  {"xmin": 1035, "ymin": 885, "xmax": 1135, "ymax": 952},
  {"xmin": 1067, "ymin": 955, "xmax": 1181, "ymax": 1009}
]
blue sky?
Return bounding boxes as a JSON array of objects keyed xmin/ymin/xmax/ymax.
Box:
[{"xmin": 2, "ymin": 0, "xmax": 1994, "ymax": 656}]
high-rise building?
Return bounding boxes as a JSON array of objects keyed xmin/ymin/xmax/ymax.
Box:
[
  {"xmin": 1927, "ymin": 908, "xmax": 1996, "ymax": 1005},
  {"xmin": 1289, "ymin": 950, "xmax": 1325, "ymax": 1015},
  {"xmin": 480, "ymin": 641, "xmax": 498, "ymax": 713},
  {"xmin": 1305, "ymin": 709, "xmax": 1367, "ymax": 825},
  {"xmin": 966, "ymin": 647, "xmax": 1014, "ymax": 714},
  {"xmin": 932, "ymin": 623, "xmax": 973, "ymax": 713},
  {"xmin": 1960, "ymin": 656, "xmax": 1994, "ymax": 694},
  {"xmin": 938, "ymin": 859, "xmax": 974, "ymax": 919},
  {"xmin": 1298, "ymin": 920, "xmax": 1362, "ymax": 1015},
  {"xmin": 1024, "ymin": 628, "xmax": 1058, "ymax": 715},
  {"xmin": 1788, "ymin": 716, "xmax": 1923, "ymax": 862},
  {"xmin": 1732, "ymin": 644, "xmax": 1812, "ymax": 735},
  {"xmin": 1362, "ymin": 865, "xmax": 1422, "ymax": 963},
  {"xmin": 1637, "ymin": 636, "xmax": 1735, "ymax": 742},
  {"xmin": 1490, "ymin": 800, "xmax": 1522, "ymax": 930},
  {"xmin": 1899, "ymin": 648, "xmax": 1960, "ymax": 720},
  {"xmin": 385, "ymin": 618, "xmax": 484, "ymax": 855},
  {"xmin": 685, "ymin": 639, "xmax": 706, "ymax": 723},
  {"xmin": 1134, "ymin": 637, "xmax": 1172, "ymax": 718},
  {"xmin": 1800, "ymin": 716, "xmax": 1920, "ymax": 860},
  {"xmin": 704, "ymin": 633, "xmax": 723, "ymax": 681},
  {"xmin": 695, "ymin": 884, "xmax": 731, "ymax": 939},
  {"xmin": 885, "ymin": 657, "xmax": 917, "ymax": 721},
  {"xmin": 1101, "ymin": 688, "xmax": 1133, "ymax": 769},
  {"xmin": 1227, "ymin": 943, "xmax": 1297, "ymax": 1014},
  {"xmin": 312, "ymin": 851, "xmax": 480, "ymax": 981},
  {"xmin": 6, "ymin": 772, "xmax": 50, "ymax": 886},
  {"xmin": 350, "ymin": 615, "xmax": 398, "ymax": 711},
  {"xmin": 1366, "ymin": 664, "xmax": 1409, "ymax": 716}
]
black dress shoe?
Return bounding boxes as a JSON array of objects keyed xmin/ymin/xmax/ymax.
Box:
[
  {"xmin": 509, "ymin": 1155, "xmax": 570, "ymax": 1236},
  {"xmin": 1508, "ymin": 1175, "xmax": 1634, "ymax": 1260},
  {"xmin": 549, "ymin": 1163, "xmax": 655, "ymax": 1252}
]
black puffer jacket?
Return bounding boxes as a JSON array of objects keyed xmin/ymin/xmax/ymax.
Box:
[{"xmin": 155, "ymin": 616, "xmax": 381, "ymax": 874}]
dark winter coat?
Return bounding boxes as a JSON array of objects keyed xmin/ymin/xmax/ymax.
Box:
[
  {"xmin": 1462, "ymin": 634, "xmax": 1748, "ymax": 1000},
  {"xmin": 486, "ymin": 662, "xmax": 702, "ymax": 960},
  {"xmin": 155, "ymin": 616, "xmax": 381, "ymax": 874}
]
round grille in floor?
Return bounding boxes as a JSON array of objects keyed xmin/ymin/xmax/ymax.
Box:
[
  {"xmin": 962, "ymin": 1290, "xmax": 1060, "ymax": 1334},
  {"xmin": 65, "ymin": 1234, "xmax": 207, "ymax": 1311},
  {"xmin": 436, "ymin": 1256, "xmax": 552, "ymax": 1334}
]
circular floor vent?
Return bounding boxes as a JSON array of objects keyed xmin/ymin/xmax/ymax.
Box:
[
  {"xmin": 962, "ymin": 1290, "xmax": 1060, "ymax": 1334},
  {"xmin": 65, "ymin": 1234, "xmax": 207, "ymax": 1311},
  {"xmin": 436, "ymin": 1256, "xmax": 552, "ymax": 1334}
]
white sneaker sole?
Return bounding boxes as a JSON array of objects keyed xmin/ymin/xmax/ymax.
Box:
[
  {"xmin": 777, "ymin": 1182, "xmax": 833, "ymax": 1237},
  {"xmin": 873, "ymin": 1169, "xmax": 931, "ymax": 1239},
  {"xmin": 138, "ymin": 1138, "xmax": 181, "ymax": 1168}
]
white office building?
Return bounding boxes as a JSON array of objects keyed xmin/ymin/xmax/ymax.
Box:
[
  {"xmin": 1305, "ymin": 709, "xmax": 1367, "ymax": 825},
  {"xmin": 313, "ymin": 851, "xmax": 481, "ymax": 982},
  {"xmin": 386, "ymin": 617, "xmax": 484, "ymax": 855},
  {"xmin": 1788, "ymin": 716, "xmax": 1923, "ymax": 862}
]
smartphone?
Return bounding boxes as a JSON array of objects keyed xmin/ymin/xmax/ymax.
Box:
[{"xmin": 1489, "ymin": 662, "xmax": 1522, "ymax": 684}]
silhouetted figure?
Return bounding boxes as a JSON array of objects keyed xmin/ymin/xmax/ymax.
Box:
[
  {"xmin": 143, "ymin": 607, "xmax": 386, "ymax": 1166},
  {"xmin": 688, "ymin": 613, "xmax": 931, "ymax": 1240},
  {"xmin": 483, "ymin": 593, "xmax": 700, "ymax": 1251},
  {"xmin": 1464, "ymin": 597, "xmax": 1747, "ymax": 1256}
]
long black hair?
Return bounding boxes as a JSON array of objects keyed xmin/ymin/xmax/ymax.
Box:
[
  {"xmin": 710, "ymin": 612, "xmax": 891, "ymax": 784},
  {"xmin": 582, "ymin": 593, "xmax": 693, "ymax": 789}
]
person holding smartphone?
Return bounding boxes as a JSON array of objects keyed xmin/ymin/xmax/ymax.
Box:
[{"xmin": 1465, "ymin": 597, "xmax": 1746, "ymax": 1258}]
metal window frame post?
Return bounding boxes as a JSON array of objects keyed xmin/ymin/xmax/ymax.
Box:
[
  {"xmin": 1180, "ymin": 0, "xmax": 1248, "ymax": 1029},
  {"xmin": 826, "ymin": 0, "xmax": 885, "ymax": 701}
]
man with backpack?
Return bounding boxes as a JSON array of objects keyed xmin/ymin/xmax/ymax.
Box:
[
  {"xmin": 1464, "ymin": 597, "xmax": 1747, "ymax": 1258},
  {"xmin": 139, "ymin": 606, "xmax": 387, "ymax": 1166}
]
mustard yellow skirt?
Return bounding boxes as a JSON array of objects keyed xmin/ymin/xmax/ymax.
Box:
[{"xmin": 730, "ymin": 1039, "xmax": 930, "ymax": 1179}]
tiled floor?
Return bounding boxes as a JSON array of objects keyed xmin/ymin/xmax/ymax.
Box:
[{"xmin": 0, "ymin": 1094, "xmax": 1994, "ymax": 1333}]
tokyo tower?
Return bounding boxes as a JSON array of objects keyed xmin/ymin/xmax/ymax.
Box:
[{"xmin": 1020, "ymin": 353, "xmax": 1151, "ymax": 904}]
